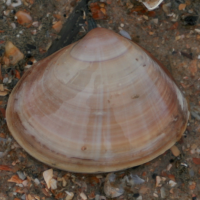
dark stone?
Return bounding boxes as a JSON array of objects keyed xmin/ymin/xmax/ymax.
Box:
[
  {"xmin": 26, "ymin": 44, "xmax": 36, "ymax": 50},
  {"xmin": 183, "ymin": 15, "xmax": 198, "ymax": 26},
  {"xmin": 133, "ymin": 193, "xmax": 140, "ymax": 198},
  {"xmin": 152, "ymin": 173, "xmax": 157, "ymax": 179}
]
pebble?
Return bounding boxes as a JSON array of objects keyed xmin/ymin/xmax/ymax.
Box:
[
  {"xmin": 160, "ymin": 187, "xmax": 166, "ymax": 198},
  {"xmin": 104, "ymin": 173, "xmax": 124, "ymax": 198},
  {"xmin": 43, "ymin": 169, "xmax": 53, "ymax": 189},
  {"xmin": 169, "ymin": 180, "xmax": 177, "ymax": 187},
  {"xmin": 167, "ymin": 163, "xmax": 172, "ymax": 171},
  {"xmin": 170, "ymin": 145, "xmax": 181, "ymax": 157},
  {"xmin": 162, "ymin": 2, "xmax": 171, "ymax": 13},
  {"xmin": 119, "ymin": 30, "xmax": 131, "ymax": 40},
  {"xmin": 95, "ymin": 195, "xmax": 100, "ymax": 200},
  {"xmin": 17, "ymin": 171, "xmax": 26, "ymax": 180},
  {"xmin": 139, "ymin": 186, "xmax": 149, "ymax": 194},
  {"xmin": 196, "ymin": 148, "xmax": 200, "ymax": 154},
  {"xmin": 4, "ymin": 41, "xmax": 24, "ymax": 65},
  {"xmin": 156, "ymin": 176, "xmax": 161, "ymax": 187},
  {"xmin": 153, "ymin": 193, "xmax": 158, "ymax": 198},
  {"xmin": 15, "ymin": 11, "xmax": 32, "ymax": 26},
  {"xmin": 3, "ymin": 77, "xmax": 8, "ymax": 84},
  {"xmin": 80, "ymin": 192, "xmax": 87, "ymax": 200},
  {"xmin": 189, "ymin": 169, "xmax": 195, "ymax": 177},
  {"xmin": 50, "ymin": 178, "xmax": 57, "ymax": 190},
  {"xmin": 191, "ymin": 144, "xmax": 197, "ymax": 150},
  {"xmin": 151, "ymin": 18, "xmax": 158, "ymax": 24},
  {"xmin": 65, "ymin": 192, "xmax": 74, "ymax": 200},
  {"xmin": 52, "ymin": 21, "xmax": 63, "ymax": 33},
  {"xmin": 189, "ymin": 181, "xmax": 196, "ymax": 190},
  {"xmin": 136, "ymin": 195, "xmax": 142, "ymax": 200},
  {"xmin": 34, "ymin": 178, "xmax": 40, "ymax": 185}
]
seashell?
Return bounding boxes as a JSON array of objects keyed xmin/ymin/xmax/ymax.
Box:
[
  {"xmin": 6, "ymin": 28, "xmax": 189, "ymax": 173},
  {"xmin": 141, "ymin": 0, "xmax": 164, "ymax": 11},
  {"xmin": 4, "ymin": 41, "xmax": 24, "ymax": 65},
  {"xmin": 15, "ymin": 11, "xmax": 32, "ymax": 26},
  {"xmin": 52, "ymin": 21, "xmax": 63, "ymax": 33}
]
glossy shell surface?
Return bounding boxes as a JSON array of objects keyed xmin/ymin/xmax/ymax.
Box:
[{"xmin": 6, "ymin": 28, "xmax": 189, "ymax": 173}]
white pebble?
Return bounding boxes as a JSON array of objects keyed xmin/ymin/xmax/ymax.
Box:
[
  {"xmin": 169, "ymin": 180, "xmax": 177, "ymax": 187},
  {"xmin": 80, "ymin": 192, "xmax": 87, "ymax": 200},
  {"xmin": 3, "ymin": 77, "xmax": 8, "ymax": 84},
  {"xmin": 10, "ymin": 22, "xmax": 16, "ymax": 29},
  {"xmin": 119, "ymin": 30, "xmax": 131, "ymax": 40}
]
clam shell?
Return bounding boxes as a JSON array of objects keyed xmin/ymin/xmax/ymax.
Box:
[{"xmin": 6, "ymin": 28, "xmax": 188, "ymax": 173}]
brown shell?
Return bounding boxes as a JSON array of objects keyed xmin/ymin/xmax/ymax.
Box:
[{"xmin": 6, "ymin": 28, "xmax": 189, "ymax": 173}]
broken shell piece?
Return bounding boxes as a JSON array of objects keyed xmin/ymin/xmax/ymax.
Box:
[
  {"xmin": 142, "ymin": 0, "xmax": 164, "ymax": 11},
  {"xmin": 4, "ymin": 41, "xmax": 24, "ymax": 65},
  {"xmin": 11, "ymin": 0, "xmax": 22, "ymax": 7},
  {"xmin": 43, "ymin": 169, "xmax": 53, "ymax": 189},
  {"xmin": 104, "ymin": 173, "xmax": 124, "ymax": 198},
  {"xmin": 156, "ymin": 176, "xmax": 162, "ymax": 187},
  {"xmin": 80, "ymin": 193, "xmax": 87, "ymax": 200},
  {"xmin": 15, "ymin": 11, "xmax": 32, "ymax": 26},
  {"xmin": 0, "ymin": 90, "xmax": 9, "ymax": 96},
  {"xmin": 6, "ymin": 28, "xmax": 188, "ymax": 173},
  {"xmin": 50, "ymin": 178, "xmax": 57, "ymax": 190},
  {"xmin": 0, "ymin": 84, "xmax": 4, "ymax": 92},
  {"xmin": 65, "ymin": 192, "xmax": 74, "ymax": 200},
  {"xmin": 170, "ymin": 145, "xmax": 181, "ymax": 157},
  {"xmin": 52, "ymin": 21, "xmax": 63, "ymax": 33},
  {"xmin": 169, "ymin": 180, "xmax": 177, "ymax": 187}
]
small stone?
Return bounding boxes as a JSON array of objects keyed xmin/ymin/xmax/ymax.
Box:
[
  {"xmin": 139, "ymin": 186, "xmax": 149, "ymax": 194},
  {"xmin": 80, "ymin": 192, "xmax": 87, "ymax": 200},
  {"xmin": 15, "ymin": 11, "xmax": 32, "ymax": 25},
  {"xmin": 4, "ymin": 41, "xmax": 24, "ymax": 65},
  {"xmin": 151, "ymin": 18, "xmax": 158, "ymax": 24},
  {"xmin": 95, "ymin": 194, "xmax": 100, "ymax": 200},
  {"xmin": 169, "ymin": 180, "xmax": 177, "ymax": 187},
  {"xmin": 170, "ymin": 145, "xmax": 181, "ymax": 157},
  {"xmin": 133, "ymin": 193, "xmax": 139, "ymax": 198},
  {"xmin": 156, "ymin": 176, "xmax": 161, "ymax": 187},
  {"xmin": 162, "ymin": 2, "xmax": 171, "ymax": 13},
  {"xmin": 167, "ymin": 164, "xmax": 172, "ymax": 171},
  {"xmin": 43, "ymin": 169, "xmax": 53, "ymax": 189},
  {"xmin": 191, "ymin": 144, "xmax": 197, "ymax": 150},
  {"xmin": 3, "ymin": 77, "xmax": 8, "ymax": 84},
  {"xmin": 153, "ymin": 193, "xmax": 158, "ymax": 198},
  {"xmin": 168, "ymin": 174, "xmax": 175, "ymax": 181},
  {"xmin": 143, "ymin": 15, "xmax": 148, "ymax": 20},
  {"xmin": 136, "ymin": 195, "xmax": 142, "ymax": 200},
  {"xmin": 34, "ymin": 178, "xmax": 40, "ymax": 185},
  {"xmin": 152, "ymin": 173, "xmax": 157, "ymax": 179},
  {"xmin": 50, "ymin": 178, "xmax": 57, "ymax": 190},
  {"xmin": 160, "ymin": 187, "xmax": 166, "ymax": 199},
  {"xmin": 65, "ymin": 192, "xmax": 74, "ymax": 200},
  {"xmin": 161, "ymin": 177, "xmax": 166, "ymax": 182},
  {"xmin": 17, "ymin": 171, "xmax": 26, "ymax": 180},
  {"xmin": 190, "ymin": 149, "xmax": 196, "ymax": 154},
  {"xmin": 119, "ymin": 30, "xmax": 131, "ymax": 40},
  {"xmin": 196, "ymin": 148, "xmax": 200, "ymax": 154},
  {"xmin": 189, "ymin": 169, "xmax": 194, "ymax": 177},
  {"xmin": 189, "ymin": 181, "xmax": 196, "ymax": 190},
  {"xmin": 169, "ymin": 188, "xmax": 174, "ymax": 194},
  {"xmin": 52, "ymin": 21, "xmax": 63, "ymax": 33}
]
